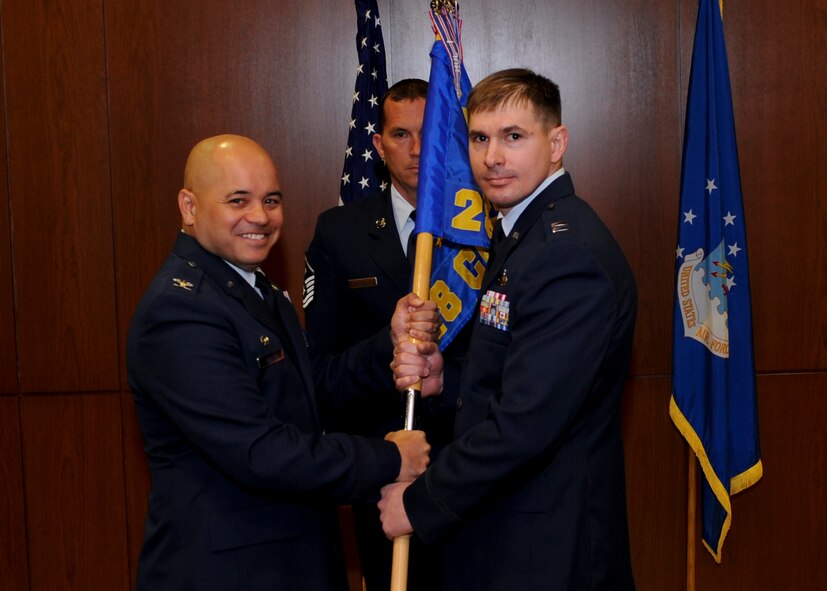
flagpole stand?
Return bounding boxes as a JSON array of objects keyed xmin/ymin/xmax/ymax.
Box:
[{"xmin": 687, "ymin": 449, "xmax": 697, "ymax": 591}]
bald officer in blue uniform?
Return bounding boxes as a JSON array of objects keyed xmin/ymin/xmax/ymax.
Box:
[
  {"xmin": 127, "ymin": 134, "xmax": 434, "ymax": 591},
  {"xmin": 381, "ymin": 70, "xmax": 638, "ymax": 590}
]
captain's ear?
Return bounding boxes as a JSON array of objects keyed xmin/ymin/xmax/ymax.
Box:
[
  {"xmin": 178, "ymin": 189, "xmax": 196, "ymax": 226},
  {"xmin": 550, "ymin": 125, "xmax": 569, "ymax": 164}
]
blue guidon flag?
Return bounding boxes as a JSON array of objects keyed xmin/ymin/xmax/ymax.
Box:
[
  {"xmin": 415, "ymin": 0, "xmax": 494, "ymax": 349},
  {"xmin": 339, "ymin": 0, "xmax": 389, "ymax": 204},
  {"xmin": 670, "ymin": 0, "xmax": 763, "ymax": 563}
]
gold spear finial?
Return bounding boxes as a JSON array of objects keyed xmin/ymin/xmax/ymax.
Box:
[{"xmin": 431, "ymin": 0, "xmax": 458, "ymax": 14}]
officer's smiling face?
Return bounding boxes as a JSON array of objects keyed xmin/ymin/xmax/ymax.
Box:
[{"xmin": 180, "ymin": 140, "xmax": 283, "ymax": 271}]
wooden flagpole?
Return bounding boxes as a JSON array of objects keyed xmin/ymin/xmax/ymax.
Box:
[
  {"xmin": 390, "ymin": 231, "xmax": 434, "ymax": 591},
  {"xmin": 687, "ymin": 449, "xmax": 697, "ymax": 591},
  {"xmin": 391, "ymin": 6, "xmax": 464, "ymax": 588}
]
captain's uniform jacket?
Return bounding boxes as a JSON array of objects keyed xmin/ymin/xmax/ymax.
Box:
[{"xmin": 404, "ymin": 173, "xmax": 638, "ymax": 590}]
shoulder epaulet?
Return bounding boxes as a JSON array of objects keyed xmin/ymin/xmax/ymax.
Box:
[{"xmin": 542, "ymin": 201, "xmax": 573, "ymax": 238}]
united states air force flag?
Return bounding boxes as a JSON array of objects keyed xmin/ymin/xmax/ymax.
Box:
[
  {"xmin": 670, "ymin": 0, "xmax": 763, "ymax": 563},
  {"xmin": 415, "ymin": 32, "xmax": 493, "ymax": 349},
  {"xmin": 339, "ymin": 0, "xmax": 389, "ymax": 204}
]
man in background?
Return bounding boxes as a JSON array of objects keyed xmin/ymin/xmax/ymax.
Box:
[{"xmin": 304, "ymin": 79, "xmax": 450, "ymax": 589}]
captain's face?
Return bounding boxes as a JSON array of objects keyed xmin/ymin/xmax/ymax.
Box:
[{"xmin": 468, "ymin": 101, "xmax": 565, "ymax": 215}]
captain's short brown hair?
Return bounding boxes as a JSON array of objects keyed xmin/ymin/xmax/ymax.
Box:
[{"xmin": 467, "ymin": 68, "xmax": 561, "ymax": 129}]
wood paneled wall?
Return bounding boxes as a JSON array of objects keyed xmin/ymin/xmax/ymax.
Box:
[{"xmin": 0, "ymin": 1, "xmax": 823, "ymax": 589}]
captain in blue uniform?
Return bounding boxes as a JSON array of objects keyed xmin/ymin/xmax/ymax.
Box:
[{"xmin": 381, "ymin": 70, "xmax": 638, "ymax": 590}]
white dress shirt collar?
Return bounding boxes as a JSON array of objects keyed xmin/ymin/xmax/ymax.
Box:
[
  {"xmin": 390, "ymin": 185, "xmax": 416, "ymax": 252},
  {"xmin": 500, "ymin": 168, "xmax": 566, "ymax": 237}
]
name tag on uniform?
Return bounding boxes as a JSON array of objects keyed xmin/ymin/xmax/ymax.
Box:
[
  {"xmin": 257, "ymin": 348, "xmax": 285, "ymax": 368},
  {"xmin": 347, "ymin": 277, "xmax": 378, "ymax": 289}
]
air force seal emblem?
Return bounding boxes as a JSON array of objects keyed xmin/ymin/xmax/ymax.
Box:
[{"xmin": 677, "ymin": 240, "xmax": 731, "ymax": 358}]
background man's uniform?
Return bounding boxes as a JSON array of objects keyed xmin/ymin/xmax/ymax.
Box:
[{"xmin": 305, "ymin": 189, "xmax": 454, "ymax": 589}]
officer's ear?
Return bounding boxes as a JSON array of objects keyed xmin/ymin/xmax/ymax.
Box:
[
  {"xmin": 550, "ymin": 125, "xmax": 569, "ymax": 164},
  {"xmin": 179, "ymin": 189, "xmax": 196, "ymax": 227},
  {"xmin": 372, "ymin": 133, "xmax": 386, "ymax": 161}
]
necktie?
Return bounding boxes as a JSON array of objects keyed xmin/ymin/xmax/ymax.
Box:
[
  {"xmin": 406, "ymin": 210, "xmax": 417, "ymax": 269},
  {"xmin": 255, "ymin": 271, "xmax": 294, "ymax": 360},
  {"xmin": 255, "ymin": 271, "xmax": 277, "ymax": 311},
  {"xmin": 489, "ymin": 218, "xmax": 506, "ymax": 260}
]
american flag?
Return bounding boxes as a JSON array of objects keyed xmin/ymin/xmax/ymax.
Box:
[{"xmin": 340, "ymin": 0, "xmax": 389, "ymax": 203}]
